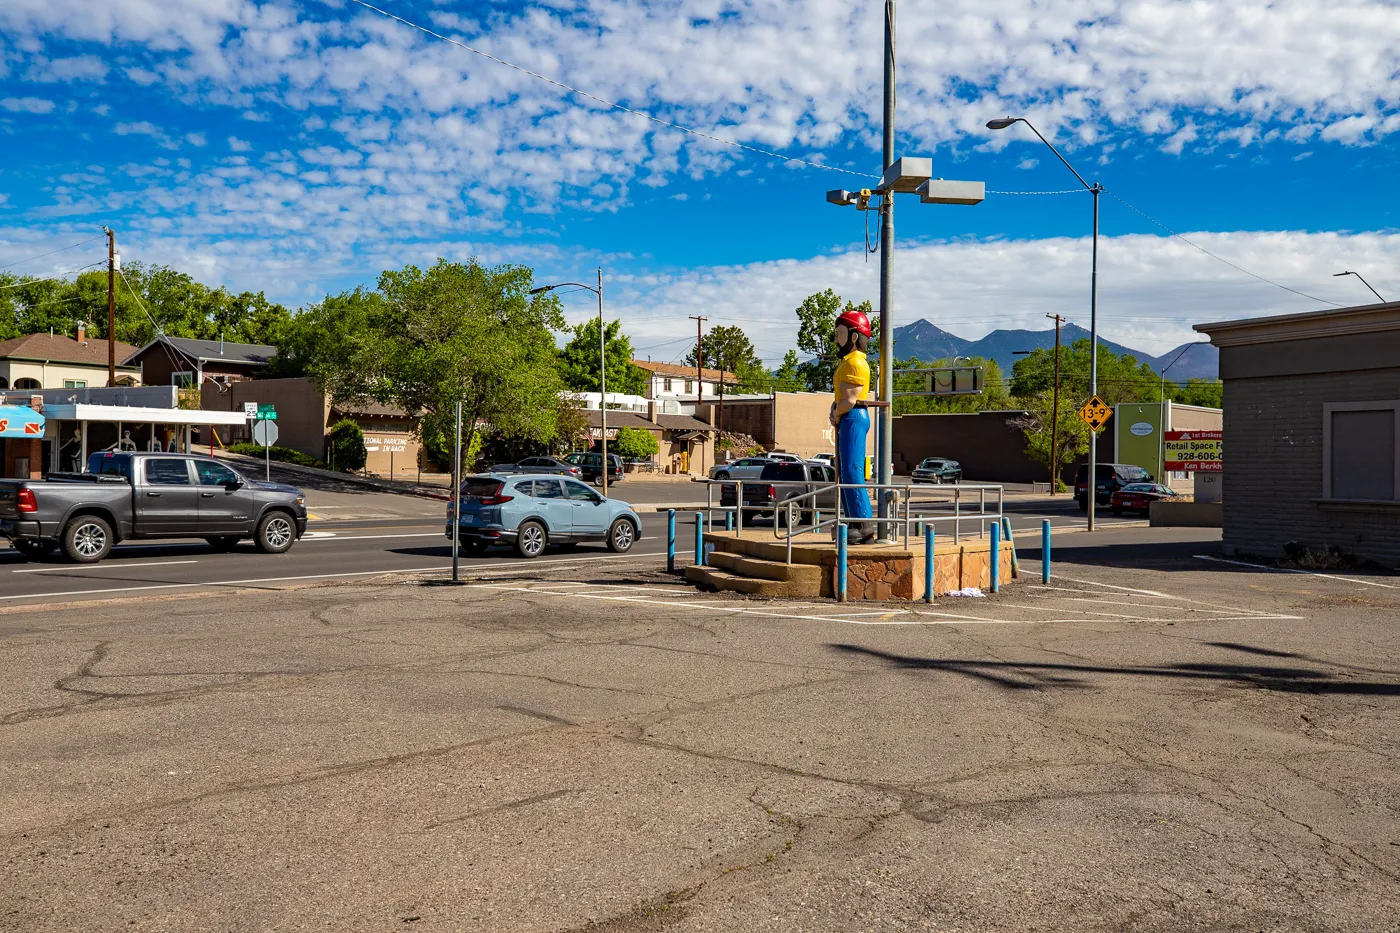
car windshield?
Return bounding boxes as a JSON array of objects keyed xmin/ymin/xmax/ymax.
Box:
[
  {"xmin": 1122, "ymin": 483, "xmax": 1155, "ymax": 492},
  {"xmin": 459, "ymin": 477, "xmax": 504, "ymax": 499},
  {"xmin": 920, "ymin": 460, "xmax": 942, "ymax": 468},
  {"xmin": 564, "ymin": 453, "xmax": 591, "ymax": 465}
]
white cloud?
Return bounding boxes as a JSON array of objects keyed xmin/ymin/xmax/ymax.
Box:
[
  {"xmin": 227, "ymin": 136, "xmax": 252, "ymax": 152},
  {"xmin": 0, "ymin": 96, "xmax": 55, "ymax": 113}
]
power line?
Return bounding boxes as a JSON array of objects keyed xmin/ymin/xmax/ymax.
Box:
[
  {"xmin": 1106, "ymin": 190, "xmax": 1345, "ymax": 308},
  {"xmin": 0, "ymin": 262, "xmax": 106, "ymax": 289},
  {"xmin": 345, "ymin": 0, "xmax": 874, "ymax": 180},
  {"xmin": 0, "ymin": 234, "xmax": 107, "ymax": 272}
]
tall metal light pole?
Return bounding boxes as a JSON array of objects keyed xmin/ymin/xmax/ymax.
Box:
[
  {"xmin": 877, "ymin": 0, "xmax": 897, "ymax": 515},
  {"xmin": 1333, "ymin": 271, "xmax": 1386, "ymax": 302},
  {"xmin": 104, "ymin": 226, "xmax": 116, "ymax": 387},
  {"xmin": 987, "ymin": 116, "xmax": 1102, "ymax": 529},
  {"xmin": 532, "ymin": 273, "xmax": 610, "ymax": 495}
]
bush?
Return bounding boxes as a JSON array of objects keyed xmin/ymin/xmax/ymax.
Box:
[
  {"xmin": 327, "ymin": 419, "xmax": 367, "ymax": 471},
  {"xmin": 229, "ymin": 443, "xmax": 325, "ymax": 469},
  {"xmin": 613, "ymin": 426, "xmax": 659, "ymax": 461}
]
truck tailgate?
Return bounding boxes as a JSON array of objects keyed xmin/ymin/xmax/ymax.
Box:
[{"xmin": 0, "ymin": 483, "xmax": 21, "ymax": 520}]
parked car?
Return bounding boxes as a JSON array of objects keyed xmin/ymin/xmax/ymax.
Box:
[
  {"xmin": 1110, "ymin": 482, "xmax": 1180, "ymax": 515},
  {"xmin": 809, "ymin": 452, "xmax": 835, "ymax": 465},
  {"xmin": 719, "ymin": 461, "xmax": 838, "ymax": 527},
  {"xmin": 1075, "ymin": 463, "xmax": 1154, "ymax": 508},
  {"xmin": 764, "ymin": 452, "xmax": 804, "ymax": 464},
  {"xmin": 0, "ymin": 451, "xmax": 307, "ymax": 563},
  {"xmin": 445, "ymin": 473, "xmax": 641, "ymax": 558},
  {"xmin": 710, "ymin": 457, "xmax": 773, "ymax": 480},
  {"xmin": 564, "ymin": 451, "xmax": 624, "ymax": 486},
  {"xmin": 489, "ymin": 456, "xmax": 583, "ymax": 479},
  {"xmin": 911, "ymin": 457, "xmax": 962, "ymax": 485}
]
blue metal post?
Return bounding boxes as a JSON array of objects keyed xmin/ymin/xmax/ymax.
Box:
[
  {"xmin": 924, "ymin": 524, "xmax": 935, "ymax": 603},
  {"xmin": 1042, "ymin": 519, "xmax": 1052, "ymax": 584},
  {"xmin": 667, "ymin": 510, "xmax": 676, "ymax": 572},
  {"xmin": 990, "ymin": 520, "xmax": 1001, "ymax": 593},
  {"xmin": 837, "ymin": 524, "xmax": 849, "ymax": 602},
  {"xmin": 1002, "ymin": 516, "xmax": 1019, "ymax": 578},
  {"xmin": 725, "ymin": 509, "xmax": 733, "ymax": 531},
  {"xmin": 694, "ymin": 511, "xmax": 704, "ymax": 566}
]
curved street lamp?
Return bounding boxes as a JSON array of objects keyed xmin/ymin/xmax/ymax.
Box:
[
  {"xmin": 531, "ymin": 271, "xmax": 610, "ymax": 495},
  {"xmin": 1333, "ymin": 270, "xmax": 1385, "ymax": 303},
  {"xmin": 987, "ymin": 115, "xmax": 1104, "ymax": 528}
]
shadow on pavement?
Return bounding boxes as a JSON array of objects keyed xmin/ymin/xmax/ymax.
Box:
[{"xmin": 830, "ymin": 643, "xmax": 1400, "ymax": 696}]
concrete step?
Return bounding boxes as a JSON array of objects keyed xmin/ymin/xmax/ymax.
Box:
[
  {"xmin": 708, "ymin": 550, "xmax": 823, "ymax": 585},
  {"xmin": 683, "ymin": 565, "xmax": 821, "ymax": 599}
]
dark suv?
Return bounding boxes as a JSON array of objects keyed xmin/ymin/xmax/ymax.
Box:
[
  {"xmin": 1075, "ymin": 463, "xmax": 1153, "ymax": 508},
  {"xmin": 564, "ymin": 452, "xmax": 624, "ymax": 486},
  {"xmin": 720, "ymin": 461, "xmax": 838, "ymax": 527}
]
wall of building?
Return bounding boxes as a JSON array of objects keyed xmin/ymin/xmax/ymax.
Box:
[
  {"xmin": 715, "ymin": 398, "xmax": 774, "ymax": 449},
  {"xmin": 0, "ymin": 361, "xmax": 139, "ymax": 390},
  {"xmin": 772, "ymin": 392, "xmax": 845, "ymax": 459},
  {"xmin": 893, "ymin": 410, "xmax": 1076, "ymax": 484},
  {"xmin": 1221, "ymin": 366, "xmax": 1400, "ymax": 564},
  {"xmin": 355, "ymin": 417, "xmax": 422, "ymax": 478},
  {"xmin": 202, "ymin": 377, "xmax": 330, "ymax": 459}
]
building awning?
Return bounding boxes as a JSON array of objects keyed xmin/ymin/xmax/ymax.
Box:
[
  {"xmin": 0, "ymin": 406, "xmax": 45, "ymax": 438},
  {"xmin": 671, "ymin": 430, "xmax": 708, "ymax": 442},
  {"xmin": 38, "ymin": 404, "xmax": 249, "ymax": 426}
]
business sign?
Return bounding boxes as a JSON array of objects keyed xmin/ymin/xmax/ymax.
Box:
[
  {"xmin": 0, "ymin": 405, "xmax": 46, "ymax": 438},
  {"xmin": 588, "ymin": 427, "xmax": 619, "ymax": 440},
  {"xmin": 364, "ymin": 435, "xmax": 408, "ymax": 453},
  {"xmin": 1130, "ymin": 421, "xmax": 1154, "ymax": 436},
  {"xmin": 1164, "ymin": 430, "xmax": 1223, "ymax": 472}
]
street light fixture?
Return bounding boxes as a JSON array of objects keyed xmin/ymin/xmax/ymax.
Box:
[
  {"xmin": 1333, "ymin": 271, "xmax": 1386, "ymax": 303},
  {"xmin": 531, "ymin": 270, "xmax": 611, "ymax": 496},
  {"xmin": 987, "ymin": 115, "xmax": 1103, "ymax": 528}
]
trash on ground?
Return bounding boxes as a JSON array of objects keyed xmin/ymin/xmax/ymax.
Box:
[{"xmin": 945, "ymin": 586, "xmax": 986, "ymax": 598}]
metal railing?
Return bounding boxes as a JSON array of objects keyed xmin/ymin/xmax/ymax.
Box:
[{"xmin": 699, "ymin": 479, "xmax": 1004, "ymax": 564}]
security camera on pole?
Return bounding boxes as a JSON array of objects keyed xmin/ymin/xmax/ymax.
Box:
[{"xmin": 824, "ymin": 0, "xmax": 985, "ymax": 539}]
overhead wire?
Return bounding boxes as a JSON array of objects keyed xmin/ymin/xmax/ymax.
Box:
[
  {"xmin": 345, "ymin": 0, "xmax": 873, "ymax": 180},
  {"xmin": 0, "ymin": 262, "xmax": 107, "ymax": 289},
  {"xmin": 117, "ymin": 268, "xmax": 190, "ymax": 377},
  {"xmin": 0, "ymin": 234, "xmax": 107, "ymax": 272}
]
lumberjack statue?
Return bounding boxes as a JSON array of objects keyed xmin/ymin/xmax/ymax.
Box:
[{"xmin": 829, "ymin": 307, "xmax": 877, "ymax": 544}]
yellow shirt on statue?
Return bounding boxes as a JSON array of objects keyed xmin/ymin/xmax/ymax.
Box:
[{"xmin": 832, "ymin": 350, "xmax": 870, "ymax": 402}]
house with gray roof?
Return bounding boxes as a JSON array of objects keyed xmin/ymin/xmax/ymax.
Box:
[{"xmin": 123, "ymin": 335, "xmax": 278, "ymax": 387}]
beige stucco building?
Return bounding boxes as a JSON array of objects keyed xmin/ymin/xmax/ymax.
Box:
[
  {"xmin": 710, "ymin": 391, "xmax": 873, "ymax": 461},
  {"xmin": 0, "ymin": 331, "xmax": 140, "ymax": 390}
]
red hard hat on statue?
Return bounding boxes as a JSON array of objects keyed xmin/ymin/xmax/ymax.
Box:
[{"xmin": 835, "ymin": 308, "xmax": 872, "ymax": 338}]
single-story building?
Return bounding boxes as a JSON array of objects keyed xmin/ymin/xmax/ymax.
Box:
[
  {"xmin": 584, "ymin": 403, "xmax": 715, "ymax": 475},
  {"xmin": 0, "ymin": 327, "xmax": 139, "ymax": 389},
  {"xmin": 710, "ymin": 391, "xmax": 873, "ymax": 462},
  {"xmin": 893, "ymin": 410, "xmax": 1050, "ymax": 483},
  {"xmin": 126, "ymin": 336, "xmax": 277, "ymax": 387},
  {"xmin": 1196, "ymin": 301, "xmax": 1400, "ymax": 566},
  {"xmin": 200, "ymin": 376, "xmax": 423, "ymax": 477}
]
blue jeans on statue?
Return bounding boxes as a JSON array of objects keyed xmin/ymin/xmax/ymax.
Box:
[{"xmin": 837, "ymin": 405, "xmax": 872, "ymax": 520}]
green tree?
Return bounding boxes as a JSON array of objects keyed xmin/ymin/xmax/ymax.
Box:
[
  {"xmin": 892, "ymin": 355, "xmax": 1009, "ymax": 415},
  {"xmin": 327, "ymin": 419, "xmax": 367, "ymax": 472},
  {"xmin": 1010, "ymin": 390, "xmax": 1087, "ymax": 491},
  {"xmin": 280, "ymin": 258, "xmax": 568, "ymax": 465},
  {"xmin": 613, "ymin": 426, "xmax": 659, "ymax": 460},
  {"xmin": 793, "ymin": 289, "xmax": 877, "ymax": 393},
  {"xmin": 1010, "ymin": 339, "xmax": 1159, "ymax": 407},
  {"xmin": 1168, "ymin": 378, "xmax": 1223, "ymax": 408},
  {"xmin": 558, "ymin": 317, "xmax": 648, "ymax": 396},
  {"xmin": 769, "ymin": 350, "xmax": 804, "ymax": 392}
]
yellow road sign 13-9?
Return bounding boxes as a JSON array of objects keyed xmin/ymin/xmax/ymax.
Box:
[{"xmin": 1077, "ymin": 395, "xmax": 1112, "ymax": 432}]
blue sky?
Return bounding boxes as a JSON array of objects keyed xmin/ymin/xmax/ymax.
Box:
[{"xmin": 2, "ymin": 0, "xmax": 1399, "ymax": 364}]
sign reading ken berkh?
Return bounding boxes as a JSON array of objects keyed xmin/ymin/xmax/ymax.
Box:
[{"xmin": 1164, "ymin": 430, "xmax": 1223, "ymax": 472}]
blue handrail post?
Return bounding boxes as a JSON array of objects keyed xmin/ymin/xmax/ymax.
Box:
[
  {"xmin": 667, "ymin": 510, "xmax": 676, "ymax": 572},
  {"xmin": 725, "ymin": 509, "xmax": 733, "ymax": 532},
  {"xmin": 990, "ymin": 520, "xmax": 1002, "ymax": 594},
  {"xmin": 1002, "ymin": 516, "xmax": 1019, "ymax": 578},
  {"xmin": 694, "ymin": 511, "xmax": 704, "ymax": 566},
  {"xmin": 1042, "ymin": 519, "xmax": 1052, "ymax": 584},
  {"xmin": 837, "ymin": 524, "xmax": 849, "ymax": 603},
  {"xmin": 924, "ymin": 524, "xmax": 935, "ymax": 603}
]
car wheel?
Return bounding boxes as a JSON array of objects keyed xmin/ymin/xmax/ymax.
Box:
[
  {"xmin": 1111, "ymin": 507, "xmax": 1123, "ymax": 516},
  {"xmin": 933, "ymin": 475, "xmax": 943, "ymax": 485},
  {"xmin": 254, "ymin": 511, "xmax": 296, "ymax": 554},
  {"xmin": 714, "ymin": 472, "xmax": 730, "ymax": 481},
  {"xmin": 12, "ymin": 539, "xmax": 57, "ymax": 559},
  {"xmin": 1076, "ymin": 499, "xmax": 1088, "ymax": 511},
  {"xmin": 205, "ymin": 536, "xmax": 240, "ymax": 551},
  {"xmin": 515, "ymin": 520, "xmax": 547, "ymax": 558},
  {"xmin": 607, "ymin": 518, "xmax": 636, "ymax": 553},
  {"xmin": 63, "ymin": 516, "xmax": 113, "ymax": 563}
]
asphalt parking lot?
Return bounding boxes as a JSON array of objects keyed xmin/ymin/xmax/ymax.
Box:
[{"xmin": 1, "ymin": 529, "xmax": 1396, "ymax": 931}]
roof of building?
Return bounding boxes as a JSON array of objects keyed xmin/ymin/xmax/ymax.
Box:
[
  {"xmin": 0, "ymin": 333, "xmax": 140, "ymax": 369},
  {"xmin": 630, "ymin": 359, "xmax": 737, "ymax": 383},
  {"xmin": 1195, "ymin": 300, "xmax": 1400, "ymax": 347},
  {"xmin": 123, "ymin": 336, "xmax": 278, "ymax": 367},
  {"xmin": 330, "ymin": 399, "xmax": 413, "ymax": 419}
]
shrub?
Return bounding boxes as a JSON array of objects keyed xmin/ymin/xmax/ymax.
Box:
[
  {"xmin": 229, "ymin": 443, "xmax": 324, "ymax": 469},
  {"xmin": 613, "ymin": 426, "xmax": 659, "ymax": 461},
  {"xmin": 327, "ymin": 419, "xmax": 367, "ymax": 471}
]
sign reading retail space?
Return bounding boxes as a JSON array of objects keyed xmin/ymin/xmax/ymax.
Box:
[
  {"xmin": 1077, "ymin": 395, "xmax": 1112, "ymax": 432},
  {"xmin": 1164, "ymin": 430, "xmax": 1222, "ymax": 471}
]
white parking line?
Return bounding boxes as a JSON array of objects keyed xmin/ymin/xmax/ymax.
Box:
[
  {"xmin": 13, "ymin": 559, "xmax": 200, "ymax": 574},
  {"xmin": 1193, "ymin": 554, "xmax": 1399, "ymax": 589}
]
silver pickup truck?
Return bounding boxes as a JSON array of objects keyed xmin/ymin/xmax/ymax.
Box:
[{"xmin": 0, "ymin": 451, "xmax": 308, "ymax": 563}]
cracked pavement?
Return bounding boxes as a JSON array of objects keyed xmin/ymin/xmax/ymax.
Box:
[{"xmin": 0, "ymin": 547, "xmax": 1397, "ymax": 932}]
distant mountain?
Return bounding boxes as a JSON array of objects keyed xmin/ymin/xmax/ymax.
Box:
[
  {"xmin": 890, "ymin": 319, "xmax": 1219, "ymax": 380},
  {"xmin": 890, "ymin": 318, "xmax": 971, "ymax": 361}
]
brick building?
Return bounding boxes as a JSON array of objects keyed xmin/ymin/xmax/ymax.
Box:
[{"xmin": 1197, "ymin": 301, "xmax": 1400, "ymax": 566}]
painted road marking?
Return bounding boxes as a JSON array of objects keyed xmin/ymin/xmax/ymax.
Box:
[
  {"xmin": 1194, "ymin": 554, "xmax": 1399, "ymax": 589},
  {"xmin": 13, "ymin": 559, "xmax": 200, "ymax": 574}
]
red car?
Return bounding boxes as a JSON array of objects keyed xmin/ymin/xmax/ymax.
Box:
[{"xmin": 1109, "ymin": 482, "xmax": 1180, "ymax": 515}]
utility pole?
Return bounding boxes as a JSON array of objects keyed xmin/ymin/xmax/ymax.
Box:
[
  {"xmin": 597, "ymin": 267, "xmax": 609, "ymax": 496},
  {"xmin": 877, "ymin": 0, "xmax": 897, "ymax": 528},
  {"xmin": 104, "ymin": 226, "xmax": 116, "ymax": 387},
  {"xmin": 1046, "ymin": 313, "xmax": 1065, "ymax": 495},
  {"xmin": 689, "ymin": 315, "xmax": 707, "ymax": 409}
]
